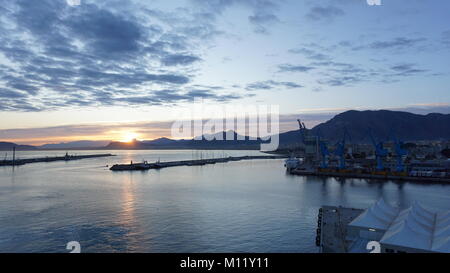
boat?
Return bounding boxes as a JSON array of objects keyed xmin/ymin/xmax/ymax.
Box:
[{"xmin": 284, "ymin": 157, "xmax": 300, "ymax": 171}]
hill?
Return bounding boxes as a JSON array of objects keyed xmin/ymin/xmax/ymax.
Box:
[
  {"xmin": 38, "ymin": 140, "xmax": 110, "ymax": 149},
  {"xmin": 0, "ymin": 142, "xmax": 37, "ymax": 151},
  {"xmin": 308, "ymin": 110, "xmax": 450, "ymax": 143},
  {"xmin": 104, "ymin": 110, "xmax": 450, "ymax": 149},
  {"xmin": 105, "ymin": 131, "xmax": 266, "ymax": 150}
]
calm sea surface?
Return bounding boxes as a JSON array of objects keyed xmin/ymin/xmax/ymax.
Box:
[{"xmin": 1, "ymin": 150, "xmax": 450, "ymax": 253}]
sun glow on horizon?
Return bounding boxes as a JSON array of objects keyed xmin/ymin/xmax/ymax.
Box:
[{"xmin": 120, "ymin": 132, "xmax": 140, "ymax": 143}]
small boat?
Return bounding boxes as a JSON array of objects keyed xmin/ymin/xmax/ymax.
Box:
[{"xmin": 284, "ymin": 157, "xmax": 300, "ymax": 171}]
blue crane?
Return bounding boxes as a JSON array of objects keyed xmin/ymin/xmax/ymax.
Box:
[
  {"xmin": 368, "ymin": 129, "xmax": 388, "ymax": 171},
  {"xmin": 391, "ymin": 133, "xmax": 407, "ymax": 172},
  {"xmin": 316, "ymin": 129, "xmax": 330, "ymax": 168},
  {"xmin": 334, "ymin": 128, "xmax": 350, "ymax": 170}
]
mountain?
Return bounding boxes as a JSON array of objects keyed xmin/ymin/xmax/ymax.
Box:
[
  {"xmin": 105, "ymin": 131, "xmax": 266, "ymax": 150},
  {"xmin": 103, "ymin": 110, "xmax": 450, "ymax": 150},
  {"xmin": 38, "ymin": 140, "xmax": 110, "ymax": 149},
  {"xmin": 308, "ymin": 110, "xmax": 450, "ymax": 143},
  {"xmin": 0, "ymin": 142, "xmax": 37, "ymax": 151},
  {"xmin": 142, "ymin": 137, "xmax": 177, "ymax": 145}
]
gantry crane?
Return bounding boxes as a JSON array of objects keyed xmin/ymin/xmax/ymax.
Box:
[
  {"xmin": 334, "ymin": 128, "xmax": 350, "ymax": 170},
  {"xmin": 316, "ymin": 129, "xmax": 330, "ymax": 169},
  {"xmin": 391, "ymin": 133, "xmax": 407, "ymax": 172},
  {"xmin": 368, "ymin": 129, "xmax": 388, "ymax": 171}
]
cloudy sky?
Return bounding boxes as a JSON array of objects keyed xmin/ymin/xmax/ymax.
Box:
[{"xmin": 0, "ymin": 0, "xmax": 449, "ymax": 144}]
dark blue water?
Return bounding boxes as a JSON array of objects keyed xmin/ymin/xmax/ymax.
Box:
[{"xmin": 1, "ymin": 150, "xmax": 450, "ymax": 253}]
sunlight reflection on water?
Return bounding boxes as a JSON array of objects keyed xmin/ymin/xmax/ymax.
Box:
[{"xmin": 1, "ymin": 150, "xmax": 450, "ymax": 253}]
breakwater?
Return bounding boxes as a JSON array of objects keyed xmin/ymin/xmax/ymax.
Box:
[
  {"xmin": 110, "ymin": 155, "xmax": 287, "ymax": 171},
  {"xmin": 0, "ymin": 153, "xmax": 115, "ymax": 166}
]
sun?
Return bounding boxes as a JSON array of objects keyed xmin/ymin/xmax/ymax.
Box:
[{"xmin": 120, "ymin": 132, "xmax": 140, "ymax": 143}]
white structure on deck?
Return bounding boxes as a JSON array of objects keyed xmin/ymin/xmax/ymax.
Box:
[
  {"xmin": 347, "ymin": 199, "xmax": 450, "ymax": 253},
  {"xmin": 347, "ymin": 199, "xmax": 399, "ymax": 241}
]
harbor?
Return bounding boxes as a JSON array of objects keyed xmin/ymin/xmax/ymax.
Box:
[
  {"xmin": 284, "ymin": 119, "xmax": 450, "ymax": 184},
  {"xmin": 110, "ymin": 155, "xmax": 288, "ymax": 171},
  {"xmin": 1, "ymin": 149, "xmax": 450, "ymax": 253}
]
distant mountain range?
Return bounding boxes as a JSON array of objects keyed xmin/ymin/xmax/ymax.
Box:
[
  {"xmin": 39, "ymin": 140, "xmax": 111, "ymax": 149},
  {"xmin": 105, "ymin": 131, "xmax": 265, "ymax": 150},
  {"xmin": 1, "ymin": 110, "xmax": 449, "ymax": 150},
  {"xmin": 0, "ymin": 142, "xmax": 37, "ymax": 151}
]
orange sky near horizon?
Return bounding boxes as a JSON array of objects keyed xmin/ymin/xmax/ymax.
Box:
[
  {"xmin": 6, "ymin": 131, "xmax": 150, "ymax": 146},
  {"xmin": 2, "ymin": 129, "xmax": 164, "ymax": 146}
]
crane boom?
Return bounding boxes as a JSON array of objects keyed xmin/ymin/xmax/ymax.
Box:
[{"xmin": 368, "ymin": 129, "xmax": 388, "ymax": 171}]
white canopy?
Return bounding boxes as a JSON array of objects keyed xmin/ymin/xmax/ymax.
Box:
[
  {"xmin": 380, "ymin": 208, "xmax": 432, "ymax": 251},
  {"xmin": 432, "ymin": 235, "xmax": 450, "ymax": 252},
  {"xmin": 433, "ymin": 213, "xmax": 450, "ymax": 251},
  {"xmin": 412, "ymin": 201, "xmax": 435, "ymax": 223},
  {"xmin": 380, "ymin": 214, "xmax": 432, "ymax": 251},
  {"xmin": 380, "ymin": 202, "xmax": 450, "ymax": 253},
  {"xmin": 436, "ymin": 210, "xmax": 450, "ymax": 230},
  {"xmin": 349, "ymin": 198, "xmax": 399, "ymax": 231}
]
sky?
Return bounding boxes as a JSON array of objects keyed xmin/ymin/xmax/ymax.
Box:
[{"xmin": 0, "ymin": 0, "xmax": 449, "ymax": 145}]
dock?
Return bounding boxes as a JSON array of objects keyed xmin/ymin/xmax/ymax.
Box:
[
  {"xmin": 317, "ymin": 206, "xmax": 364, "ymax": 253},
  {"xmin": 290, "ymin": 169, "xmax": 450, "ymax": 184},
  {"xmin": 0, "ymin": 153, "xmax": 115, "ymax": 166},
  {"xmin": 110, "ymin": 155, "xmax": 287, "ymax": 171}
]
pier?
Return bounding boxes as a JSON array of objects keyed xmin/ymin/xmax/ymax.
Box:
[
  {"xmin": 110, "ymin": 155, "xmax": 287, "ymax": 171},
  {"xmin": 317, "ymin": 206, "xmax": 364, "ymax": 253},
  {"xmin": 289, "ymin": 169, "xmax": 450, "ymax": 183},
  {"xmin": 0, "ymin": 153, "xmax": 115, "ymax": 167}
]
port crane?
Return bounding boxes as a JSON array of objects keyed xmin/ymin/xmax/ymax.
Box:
[
  {"xmin": 368, "ymin": 129, "xmax": 388, "ymax": 171},
  {"xmin": 334, "ymin": 128, "xmax": 350, "ymax": 170},
  {"xmin": 297, "ymin": 119, "xmax": 307, "ymax": 144},
  {"xmin": 391, "ymin": 133, "xmax": 407, "ymax": 172},
  {"xmin": 316, "ymin": 129, "xmax": 330, "ymax": 169}
]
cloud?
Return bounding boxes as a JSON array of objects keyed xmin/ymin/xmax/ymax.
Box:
[
  {"xmin": 248, "ymin": 13, "xmax": 280, "ymax": 34},
  {"xmin": 286, "ymin": 44, "xmax": 368, "ymax": 87},
  {"xmin": 278, "ymin": 64, "xmax": 315, "ymax": 73},
  {"xmin": 311, "ymin": 61, "xmax": 365, "ymax": 74},
  {"xmin": 161, "ymin": 54, "xmax": 202, "ymax": 66},
  {"xmin": 318, "ymin": 76, "xmax": 363, "ymax": 87},
  {"xmin": 246, "ymin": 80, "xmax": 303, "ymax": 91},
  {"xmin": 0, "ymin": 88, "xmax": 27, "ymax": 99},
  {"xmin": 65, "ymin": 7, "xmax": 144, "ymax": 56},
  {"xmin": 349, "ymin": 37, "xmax": 427, "ymax": 51},
  {"xmin": 306, "ymin": 6, "xmax": 345, "ymax": 22},
  {"xmin": 0, "ymin": 121, "xmax": 176, "ymax": 144},
  {"xmin": 0, "ymin": 0, "xmax": 234, "ymax": 112},
  {"xmin": 315, "ymin": 61, "xmax": 430, "ymax": 87},
  {"xmin": 368, "ymin": 37, "xmax": 426, "ymax": 50},
  {"xmin": 390, "ymin": 63, "xmax": 428, "ymax": 76},
  {"xmin": 288, "ymin": 44, "xmax": 332, "ymax": 61},
  {"xmin": 3, "ymin": 78, "xmax": 40, "ymax": 95},
  {"xmin": 191, "ymin": 0, "xmax": 281, "ymax": 34},
  {"xmin": 285, "ymin": 42, "xmax": 434, "ymax": 88},
  {"xmin": 442, "ymin": 30, "xmax": 450, "ymax": 47}
]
